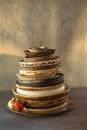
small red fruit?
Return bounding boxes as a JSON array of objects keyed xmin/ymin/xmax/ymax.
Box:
[{"xmin": 14, "ymin": 101, "xmax": 24, "ymax": 111}]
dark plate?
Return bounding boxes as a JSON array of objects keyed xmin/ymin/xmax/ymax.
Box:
[{"xmin": 16, "ymin": 73, "xmax": 64, "ymax": 87}]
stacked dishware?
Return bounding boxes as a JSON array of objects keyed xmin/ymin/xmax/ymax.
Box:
[{"xmin": 8, "ymin": 47, "xmax": 73, "ymax": 115}]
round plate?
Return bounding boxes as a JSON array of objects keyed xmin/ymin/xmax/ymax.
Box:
[
  {"xmin": 7, "ymin": 98, "xmax": 74, "ymax": 116},
  {"xmin": 24, "ymin": 49, "xmax": 55, "ymax": 58},
  {"xmin": 13, "ymin": 84, "xmax": 70, "ymax": 100}
]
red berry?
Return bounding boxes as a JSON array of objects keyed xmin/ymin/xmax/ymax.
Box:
[{"xmin": 14, "ymin": 102, "xmax": 24, "ymax": 111}]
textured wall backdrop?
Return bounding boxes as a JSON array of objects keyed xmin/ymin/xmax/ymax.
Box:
[{"xmin": 0, "ymin": 0, "xmax": 87, "ymax": 90}]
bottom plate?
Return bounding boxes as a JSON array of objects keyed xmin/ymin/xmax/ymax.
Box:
[{"xmin": 7, "ymin": 98, "xmax": 74, "ymax": 116}]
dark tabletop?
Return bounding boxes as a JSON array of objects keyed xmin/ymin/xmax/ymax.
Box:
[{"xmin": 0, "ymin": 87, "xmax": 87, "ymax": 130}]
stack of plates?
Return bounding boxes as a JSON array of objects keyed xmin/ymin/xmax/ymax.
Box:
[{"xmin": 7, "ymin": 47, "xmax": 73, "ymax": 115}]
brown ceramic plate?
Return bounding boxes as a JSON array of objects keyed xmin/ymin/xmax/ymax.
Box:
[
  {"xmin": 7, "ymin": 98, "xmax": 74, "ymax": 116},
  {"xmin": 24, "ymin": 49, "xmax": 55, "ymax": 58},
  {"xmin": 16, "ymin": 95, "xmax": 68, "ymax": 108}
]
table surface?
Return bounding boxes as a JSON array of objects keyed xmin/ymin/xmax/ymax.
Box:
[{"xmin": 0, "ymin": 87, "xmax": 87, "ymax": 130}]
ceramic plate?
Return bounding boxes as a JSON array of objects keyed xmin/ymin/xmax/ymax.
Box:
[{"xmin": 7, "ymin": 98, "xmax": 74, "ymax": 116}]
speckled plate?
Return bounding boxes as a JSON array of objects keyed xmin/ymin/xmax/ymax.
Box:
[{"xmin": 7, "ymin": 98, "xmax": 74, "ymax": 116}]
